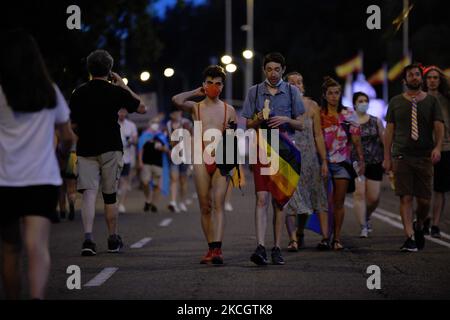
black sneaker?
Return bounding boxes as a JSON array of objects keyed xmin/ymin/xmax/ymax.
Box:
[
  {"xmin": 108, "ymin": 235, "xmax": 124, "ymax": 253},
  {"xmin": 81, "ymin": 239, "xmax": 97, "ymax": 256},
  {"xmin": 250, "ymin": 245, "xmax": 268, "ymax": 265},
  {"xmin": 150, "ymin": 204, "xmax": 158, "ymax": 212},
  {"xmin": 431, "ymin": 225, "xmax": 441, "ymax": 238},
  {"xmin": 144, "ymin": 202, "xmax": 151, "ymax": 212},
  {"xmin": 271, "ymin": 247, "xmax": 285, "ymax": 265},
  {"xmin": 68, "ymin": 203, "xmax": 75, "ymax": 221},
  {"xmin": 414, "ymin": 223, "xmax": 425, "ymax": 250},
  {"xmin": 400, "ymin": 237, "xmax": 418, "ymax": 252},
  {"xmin": 317, "ymin": 238, "xmax": 331, "ymax": 251}
]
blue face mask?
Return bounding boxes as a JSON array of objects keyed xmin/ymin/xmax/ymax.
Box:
[
  {"xmin": 265, "ymin": 78, "xmax": 283, "ymax": 88},
  {"xmin": 356, "ymin": 103, "xmax": 369, "ymax": 114}
]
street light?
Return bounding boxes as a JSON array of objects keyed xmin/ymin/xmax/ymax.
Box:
[
  {"xmin": 140, "ymin": 71, "xmax": 151, "ymax": 82},
  {"xmin": 164, "ymin": 68, "xmax": 175, "ymax": 78},
  {"xmin": 242, "ymin": 49, "xmax": 254, "ymax": 60},
  {"xmin": 221, "ymin": 55, "xmax": 233, "ymax": 65},
  {"xmin": 225, "ymin": 63, "xmax": 237, "ymax": 73}
]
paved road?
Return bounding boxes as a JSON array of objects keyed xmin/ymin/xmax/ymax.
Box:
[{"xmin": 2, "ymin": 168, "xmax": 450, "ymax": 301}]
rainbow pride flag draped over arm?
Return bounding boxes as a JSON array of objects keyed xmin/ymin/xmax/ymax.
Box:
[{"xmin": 257, "ymin": 127, "xmax": 301, "ymax": 208}]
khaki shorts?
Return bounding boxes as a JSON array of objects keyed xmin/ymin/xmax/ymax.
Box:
[
  {"xmin": 77, "ymin": 151, "xmax": 123, "ymax": 194},
  {"xmin": 393, "ymin": 156, "xmax": 433, "ymax": 199},
  {"xmin": 141, "ymin": 164, "xmax": 162, "ymax": 184}
]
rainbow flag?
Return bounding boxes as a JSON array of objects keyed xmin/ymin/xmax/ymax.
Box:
[{"xmin": 257, "ymin": 128, "xmax": 301, "ymax": 208}]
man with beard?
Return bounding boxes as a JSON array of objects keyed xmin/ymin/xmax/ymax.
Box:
[{"xmin": 383, "ymin": 64, "xmax": 444, "ymax": 252}]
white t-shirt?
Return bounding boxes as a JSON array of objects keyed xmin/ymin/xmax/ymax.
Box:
[
  {"xmin": 0, "ymin": 84, "xmax": 70, "ymax": 187},
  {"xmin": 119, "ymin": 118, "xmax": 138, "ymax": 165}
]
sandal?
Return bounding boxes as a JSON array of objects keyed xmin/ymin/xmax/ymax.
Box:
[
  {"xmin": 287, "ymin": 240, "xmax": 299, "ymax": 252},
  {"xmin": 317, "ymin": 238, "xmax": 331, "ymax": 251},
  {"xmin": 332, "ymin": 239, "xmax": 344, "ymax": 251}
]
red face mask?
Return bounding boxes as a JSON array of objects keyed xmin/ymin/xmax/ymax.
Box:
[{"xmin": 204, "ymin": 84, "xmax": 221, "ymax": 99}]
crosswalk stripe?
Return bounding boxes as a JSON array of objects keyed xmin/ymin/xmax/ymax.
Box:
[
  {"xmin": 84, "ymin": 267, "xmax": 118, "ymax": 287},
  {"xmin": 159, "ymin": 218, "xmax": 173, "ymax": 227},
  {"xmin": 130, "ymin": 237, "xmax": 153, "ymax": 249}
]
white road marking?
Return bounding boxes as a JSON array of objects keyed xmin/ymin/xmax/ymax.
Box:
[
  {"xmin": 159, "ymin": 218, "xmax": 173, "ymax": 227},
  {"xmin": 345, "ymin": 201, "xmax": 450, "ymax": 249},
  {"xmin": 130, "ymin": 237, "xmax": 152, "ymax": 249},
  {"xmin": 84, "ymin": 267, "xmax": 118, "ymax": 287}
]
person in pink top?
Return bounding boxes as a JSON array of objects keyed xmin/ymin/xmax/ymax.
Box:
[{"xmin": 320, "ymin": 77, "xmax": 364, "ymax": 250}]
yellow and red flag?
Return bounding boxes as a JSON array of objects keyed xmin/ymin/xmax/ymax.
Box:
[
  {"xmin": 387, "ymin": 56, "xmax": 411, "ymax": 81},
  {"xmin": 368, "ymin": 67, "xmax": 386, "ymax": 85},
  {"xmin": 335, "ymin": 54, "xmax": 363, "ymax": 78}
]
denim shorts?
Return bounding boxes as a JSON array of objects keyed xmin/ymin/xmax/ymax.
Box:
[{"xmin": 329, "ymin": 162, "xmax": 352, "ymax": 180}]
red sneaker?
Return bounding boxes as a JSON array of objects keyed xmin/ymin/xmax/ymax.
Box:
[
  {"xmin": 200, "ymin": 249, "xmax": 213, "ymax": 264},
  {"xmin": 211, "ymin": 248, "xmax": 224, "ymax": 265}
]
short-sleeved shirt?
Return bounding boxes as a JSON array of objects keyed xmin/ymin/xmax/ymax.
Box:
[
  {"xmin": 0, "ymin": 84, "xmax": 70, "ymax": 187},
  {"xmin": 119, "ymin": 118, "xmax": 138, "ymax": 164},
  {"xmin": 241, "ymin": 81, "xmax": 305, "ymax": 133},
  {"xmin": 142, "ymin": 135, "xmax": 165, "ymax": 167},
  {"xmin": 70, "ymin": 80, "xmax": 140, "ymax": 157},
  {"xmin": 321, "ymin": 107, "xmax": 360, "ymax": 164},
  {"xmin": 386, "ymin": 94, "xmax": 444, "ymax": 158}
]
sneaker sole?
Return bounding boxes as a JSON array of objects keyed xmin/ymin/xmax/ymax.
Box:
[
  {"xmin": 401, "ymin": 247, "xmax": 418, "ymax": 252},
  {"xmin": 81, "ymin": 249, "xmax": 96, "ymax": 256},
  {"xmin": 250, "ymin": 254, "xmax": 268, "ymax": 266}
]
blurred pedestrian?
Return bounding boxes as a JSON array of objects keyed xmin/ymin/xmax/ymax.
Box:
[
  {"xmin": 0, "ymin": 30, "xmax": 75, "ymax": 299},
  {"xmin": 118, "ymin": 108, "xmax": 138, "ymax": 214},
  {"xmin": 138, "ymin": 118, "xmax": 171, "ymax": 213}
]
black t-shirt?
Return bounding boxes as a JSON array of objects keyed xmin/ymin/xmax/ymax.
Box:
[
  {"xmin": 142, "ymin": 136, "xmax": 164, "ymax": 167},
  {"xmin": 69, "ymin": 80, "xmax": 140, "ymax": 156}
]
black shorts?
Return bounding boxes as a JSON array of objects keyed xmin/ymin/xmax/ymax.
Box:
[
  {"xmin": 120, "ymin": 163, "xmax": 131, "ymax": 177},
  {"xmin": 364, "ymin": 162, "xmax": 384, "ymax": 181},
  {"xmin": 0, "ymin": 185, "xmax": 59, "ymax": 225},
  {"xmin": 434, "ymin": 151, "xmax": 450, "ymax": 192}
]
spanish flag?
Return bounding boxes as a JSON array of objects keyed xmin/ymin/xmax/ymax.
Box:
[
  {"xmin": 388, "ymin": 56, "xmax": 411, "ymax": 81},
  {"xmin": 335, "ymin": 54, "xmax": 363, "ymax": 78},
  {"xmin": 368, "ymin": 67, "xmax": 386, "ymax": 85},
  {"xmin": 257, "ymin": 128, "xmax": 301, "ymax": 208}
]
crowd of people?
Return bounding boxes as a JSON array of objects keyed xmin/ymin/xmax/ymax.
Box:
[{"xmin": 0, "ymin": 30, "xmax": 449, "ymax": 299}]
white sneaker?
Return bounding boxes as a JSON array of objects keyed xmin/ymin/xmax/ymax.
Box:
[
  {"xmin": 360, "ymin": 227, "xmax": 369, "ymax": 238},
  {"xmin": 179, "ymin": 202, "xmax": 188, "ymax": 212},
  {"xmin": 225, "ymin": 202, "xmax": 233, "ymax": 212},
  {"xmin": 192, "ymin": 193, "xmax": 198, "ymax": 199},
  {"xmin": 118, "ymin": 204, "xmax": 126, "ymax": 214},
  {"xmin": 168, "ymin": 201, "xmax": 180, "ymax": 213},
  {"xmin": 185, "ymin": 199, "xmax": 193, "ymax": 206}
]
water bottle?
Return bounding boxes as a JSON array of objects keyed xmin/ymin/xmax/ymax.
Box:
[{"xmin": 353, "ymin": 161, "xmax": 364, "ymax": 182}]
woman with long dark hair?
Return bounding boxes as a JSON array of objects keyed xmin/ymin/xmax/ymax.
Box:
[
  {"xmin": 319, "ymin": 77, "xmax": 364, "ymax": 250},
  {"xmin": 0, "ymin": 30, "xmax": 74, "ymax": 299}
]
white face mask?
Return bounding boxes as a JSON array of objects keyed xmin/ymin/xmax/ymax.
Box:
[
  {"xmin": 150, "ymin": 123, "xmax": 159, "ymax": 131},
  {"xmin": 356, "ymin": 103, "xmax": 369, "ymax": 114}
]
